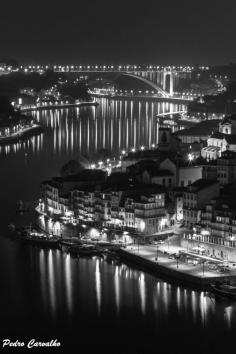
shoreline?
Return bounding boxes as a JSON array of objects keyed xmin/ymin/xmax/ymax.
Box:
[
  {"xmin": 118, "ymin": 248, "xmax": 236, "ymax": 288},
  {"xmin": 91, "ymin": 93, "xmax": 191, "ymax": 104},
  {"xmin": 20, "ymin": 100, "xmax": 99, "ymax": 113},
  {"xmin": 0, "ymin": 124, "xmax": 43, "ymax": 145}
]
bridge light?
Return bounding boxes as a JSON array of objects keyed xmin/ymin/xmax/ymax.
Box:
[
  {"xmin": 131, "ymin": 148, "xmax": 136, "ymax": 153},
  {"xmin": 140, "ymin": 146, "xmax": 145, "ymax": 151},
  {"xmin": 121, "ymin": 150, "xmax": 126, "ymax": 155},
  {"xmin": 151, "ymin": 144, "xmax": 155, "ymax": 148}
]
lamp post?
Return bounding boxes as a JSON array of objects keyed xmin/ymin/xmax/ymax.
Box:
[
  {"xmin": 202, "ymin": 260, "xmax": 205, "ymax": 277},
  {"xmin": 156, "ymin": 244, "xmax": 158, "ymax": 262},
  {"xmin": 176, "ymin": 255, "xmax": 179, "ymax": 269}
]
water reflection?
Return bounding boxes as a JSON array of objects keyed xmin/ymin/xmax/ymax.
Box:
[
  {"xmin": 65, "ymin": 254, "xmax": 73, "ymax": 314},
  {"xmin": 139, "ymin": 273, "xmax": 146, "ymax": 315},
  {"xmin": 39, "ymin": 249, "xmax": 47, "ymax": 308},
  {"xmin": 95, "ymin": 259, "xmax": 101, "ymax": 316},
  {"xmin": 114, "ymin": 266, "xmax": 120, "ymax": 314},
  {"xmin": 48, "ymin": 250, "xmax": 56, "ymax": 318},
  {"xmin": 0, "ymin": 98, "xmax": 186, "ymax": 157},
  {"xmin": 16, "ymin": 245, "xmax": 236, "ymax": 334}
]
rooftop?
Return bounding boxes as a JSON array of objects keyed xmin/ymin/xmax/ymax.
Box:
[
  {"xmin": 189, "ymin": 178, "xmax": 218, "ymax": 191},
  {"xmin": 174, "ymin": 120, "xmax": 219, "ymax": 138}
]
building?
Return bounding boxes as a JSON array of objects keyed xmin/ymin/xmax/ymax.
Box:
[
  {"xmin": 219, "ymin": 114, "xmax": 236, "ymax": 135},
  {"xmin": 216, "ymin": 150, "xmax": 236, "ymax": 185},
  {"xmin": 178, "ymin": 165, "xmax": 203, "ymax": 187},
  {"xmin": 174, "ymin": 119, "xmax": 219, "ymax": 144},
  {"xmin": 183, "ymin": 179, "xmax": 220, "ymax": 228},
  {"xmin": 182, "ymin": 198, "xmax": 236, "ymax": 261},
  {"xmin": 169, "ymin": 187, "xmax": 187, "ymax": 222},
  {"xmin": 201, "ymin": 114, "xmax": 236, "ymax": 159},
  {"xmin": 40, "ymin": 170, "xmax": 169, "ymax": 236},
  {"xmin": 40, "ymin": 169, "xmax": 107, "ymax": 216}
]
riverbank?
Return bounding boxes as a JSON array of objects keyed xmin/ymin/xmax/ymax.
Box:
[
  {"xmin": 0, "ymin": 124, "xmax": 43, "ymax": 145},
  {"xmin": 118, "ymin": 245, "xmax": 236, "ymax": 287},
  {"xmin": 91, "ymin": 93, "xmax": 191, "ymax": 104},
  {"xmin": 20, "ymin": 100, "xmax": 99, "ymax": 113}
]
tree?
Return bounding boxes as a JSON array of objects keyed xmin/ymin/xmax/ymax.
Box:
[
  {"xmin": 60, "ymin": 160, "xmax": 85, "ymax": 177},
  {"xmin": 0, "ymin": 96, "xmax": 15, "ymax": 115}
]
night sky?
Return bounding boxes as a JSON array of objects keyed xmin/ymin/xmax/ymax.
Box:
[{"xmin": 1, "ymin": 0, "xmax": 236, "ymax": 65}]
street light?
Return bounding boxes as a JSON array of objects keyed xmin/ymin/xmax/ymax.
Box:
[
  {"xmin": 176, "ymin": 254, "xmax": 180, "ymax": 269},
  {"xmin": 155, "ymin": 244, "xmax": 158, "ymax": 262}
]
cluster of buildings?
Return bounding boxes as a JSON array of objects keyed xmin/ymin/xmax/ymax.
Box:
[
  {"xmin": 39, "ymin": 169, "xmax": 168, "ymax": 235},
  {"xmin": 38, "ymin": 113, "xmax": 236, "ymax": 261}
]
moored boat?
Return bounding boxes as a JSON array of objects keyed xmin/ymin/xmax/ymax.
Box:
[
  {"xmin": 210, "ymin": 282, "xmax": 236, "ymax": 299},
  {"xmin": 19, "ymin": 227, "xmax": 60, "ymax": 248}
]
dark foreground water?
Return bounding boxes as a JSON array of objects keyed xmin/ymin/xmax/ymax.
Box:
[{"xmin": 0, "ymin": 98, "xmax": 235, "ymax": 353}]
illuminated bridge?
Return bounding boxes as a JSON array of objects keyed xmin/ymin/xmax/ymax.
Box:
[{"xmin": 23, "ymin": 64, "xmax": 196, "ymax": 98}]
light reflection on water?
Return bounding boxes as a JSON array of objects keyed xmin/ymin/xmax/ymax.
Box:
[
  {"xmin": 0, "ymin": 98, "xmax": 187, "ymax": 157},
  {"xmin": 33, "ymin": 250, "xmax": 236, "ymax": 331},
  {"xmin": 1, "ymin": 97, "xmax": 236, "ymax": 343}
]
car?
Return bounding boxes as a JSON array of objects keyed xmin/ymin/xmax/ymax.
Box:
[{"xmin": 153, "ymin": 240, "xmax": 164, "ymax": 245}]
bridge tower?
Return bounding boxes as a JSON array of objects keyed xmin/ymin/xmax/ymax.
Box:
[{"xmin": 163, "ymin": 69, "xmax": 174, "ymax": 96}]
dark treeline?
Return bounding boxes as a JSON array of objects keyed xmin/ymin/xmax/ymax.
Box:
[
  {"xmin": 0, "ymin": 70, "xmax": 63, "ymax": 97},
  {"xmin": 188, "ymin": 81, "xmax": 236, "ymax": 114},
  {"xmin": 58, "ymin": 82, "xmax": 91, "ymax": 101}
]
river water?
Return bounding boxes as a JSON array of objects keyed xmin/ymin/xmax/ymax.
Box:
[{"xmin": 0, "ymin": 97, "xmax": 235, "ymax": 353}]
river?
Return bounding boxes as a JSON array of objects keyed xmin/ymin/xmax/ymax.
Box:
[{"xmin": 0, "ymin": 97, "xmax": 235, "ymax": 353}]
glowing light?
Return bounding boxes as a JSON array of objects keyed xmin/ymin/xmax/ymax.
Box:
[
  {"xmin": 121, "ymin": 150, "xmax": 126, "ymax": 155},
  {"xmin": 140, "ymin": 145, "xmax": 145, "ymax": 151},
  {"xmin": 90, "ymin": 228, "xmax": 100, "ymax": 238},
  {"xmin": 140, "ymin": 220, "xmax": 145, "ymax": 232},
  {"xmin": 188, "ymin": 153, "xmax": 194, "ymax": 162}
]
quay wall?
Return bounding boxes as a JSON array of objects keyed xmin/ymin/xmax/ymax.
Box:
[
  {"xmin": 0, "ymin": 125, "xmax": 43, "ymax": 145},
  {"xmin": 118, "ymin": 249, "xmax": 233, "ymax": 287}
]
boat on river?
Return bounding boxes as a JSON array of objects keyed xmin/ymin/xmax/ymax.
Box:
[
  {"xmin": 69, "ymin": 244, "xmax": 103, "ymax": 257},
  {"xmin": 19, "ymin": 227, "xmax": 60, "ymax": 248},
  {"xmin": 210, "ymin": 282, "xmax": 236, "ymax": 299}
]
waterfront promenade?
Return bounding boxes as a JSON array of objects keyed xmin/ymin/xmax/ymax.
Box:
[
  {"xmin": 20, "ymin": 100, "xmax": 98, "ymax": 113},
  {"xmin": 0, "ymin": 124, "xmax": 43, "ymax": 145},
  {"xmin": 120, "ymin": 244, "xmax": 236, "ymax": 286}
]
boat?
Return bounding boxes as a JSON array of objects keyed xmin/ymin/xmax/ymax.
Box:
[
  {"xmin": 19, "ymin": 227, "xmax": 60, "ymax": 248},
  {"xmin": 210, "ymin": 282, "xmax": 236, "ymax": 299},
  {"xmin": 69, "ymin": 244, "xmax": 103, "ymax": 257}
]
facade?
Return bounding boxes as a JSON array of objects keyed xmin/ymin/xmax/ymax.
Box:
[
  {"xmin": 182, "ymin": 200, "xmax": 236, "ymax": 261},
  {"xmin": 201, "ymin": 115, "xmax": 236, "ymax": 160},
  {"xmin": 40, "ymin": 171, "xmax": 168, "ymax": 235},
  {"xmin": 178, "ymin": 165, "xmax": 202, "ymax": 187},
  {"xmin": 216, "ymin": 150, "xmax": 236, "ymax": 185},
  {"xmin": 183, "ymin": 179, "xmax": 220, "ymax": 228},
  {"xmin": 40, "ymin": 169, "xmax": 107, "ymax": 216}
]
